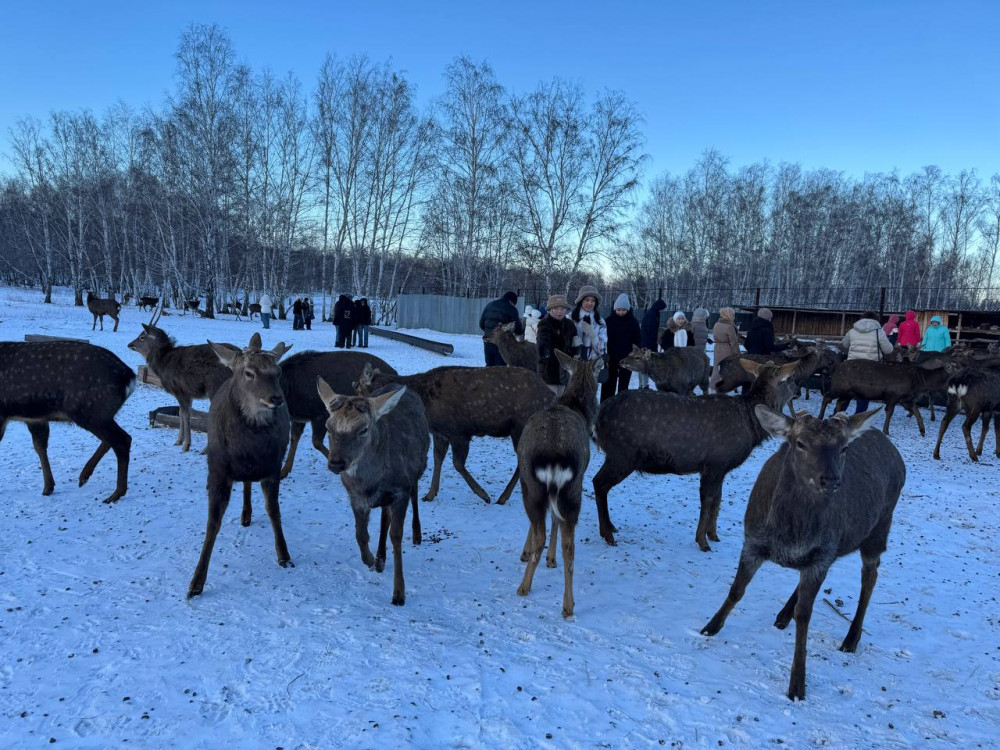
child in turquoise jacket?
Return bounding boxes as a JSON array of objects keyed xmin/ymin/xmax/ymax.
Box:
[{"xmin": 921, "ymin": 315, "xmax": 951, "ymax": 351}]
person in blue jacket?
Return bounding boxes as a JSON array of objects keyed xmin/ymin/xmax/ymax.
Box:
[{"xmin": 921, "ymin": 315, "xmax": 951, "ymax": 352}]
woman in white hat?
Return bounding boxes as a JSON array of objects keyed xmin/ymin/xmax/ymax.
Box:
[{"xmin": 571, "ymin": 285, "xmax": 608, "ymax": 368}]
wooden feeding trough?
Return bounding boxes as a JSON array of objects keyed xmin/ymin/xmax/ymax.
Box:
[
  {"xmin": 148, "ymin": 405, "xmax": 210, "ymax": 433},
  {"xmin": 137, "ymin": 365, "xmax": 164, "ymax": 388},
  {"xmin": 370, "ymin": 327, "xmax": 454, "ymax": 355}
]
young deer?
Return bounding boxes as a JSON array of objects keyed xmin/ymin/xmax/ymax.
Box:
[
  {"xmin": 516, "ymin": 350, "xmax": 603, "ymax": 618},
  {"xmin": 618, "ymin": 345, "xmax": 710, "ymax": 395},
  {"xmin": 86, "ymin": 291, "xmax": 122, "ymax": 332},
  {"xmin": 317, "ymin": 379, "xmax": 429, "ymax": 606},
  {"xmin": 702, "ymin": 406, "xmax": 904, "ymax": 701},
  {"xmin": 187, "ymin": 333, "xmax": 293, "ymax": 598},
  {"xmin": 0, "ymin": 341, "xmax": 135, "ymax": 503},
  {"xmin": 483, "ymin": 322, "xmax": 538, "ymax": 370}
]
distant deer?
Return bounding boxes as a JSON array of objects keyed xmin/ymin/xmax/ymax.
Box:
[
  {"xmin": 516, "ymin": 351, "xmax": 603, "ymax": 618},
  {"xmin": 702, "ymin": 406, "xmax": 905, "ymax": 701},
  {"xmin": 187, "ymin": 333, "xmax": 293, "ymax": 598},
  {"xmin": 0, "ymin": 341, "xmax": 135, "ymax": 503},
  {"xmin": 86, "ymin": 291, "xmax": 122, "ymax": 332},
  {"xmin": 128, "ymin": 307, "xmax": 233, "ymax": 451},
  {"xmin": 483, "ymin": 323, "xmax": 538, "ymax": 370},
  {"xmin": 932, "ymin": 366, "xmax": 1000, "ymax": 461},
  {"xmin": 318, "ymin": 379, "xmax": 429, "ymax": 605},
  {"xmin": 248, "ymin": 302, "xmax": 262, "ymax": 320},
  {"xmin": 183, "ymin": 299, "xmax": 201, "ymax": 315},
  {"xmin": 138, "ymin": 296, "xmax": 160, "ymax": 312}
]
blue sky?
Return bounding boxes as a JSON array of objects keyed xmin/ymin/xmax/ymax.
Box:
[{"xmin": 2, "ymin": 0, "xmax": 998, "ymax": 180}]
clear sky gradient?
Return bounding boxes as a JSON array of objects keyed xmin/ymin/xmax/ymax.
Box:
[{"xmin": 2, "ymin": 0, "xmax": 998, "ymax": 180}]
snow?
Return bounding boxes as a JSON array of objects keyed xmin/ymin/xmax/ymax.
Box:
[{"xmin": 0, "ymin": 287, "xmax": 998, "ymax": 749}]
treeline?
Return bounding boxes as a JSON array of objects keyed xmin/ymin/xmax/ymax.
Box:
[{"xmin": 1, "ymin": 24, "xmax": 998, "ymax": 320}]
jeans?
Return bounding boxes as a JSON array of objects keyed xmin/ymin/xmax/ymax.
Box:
[
  {"xmin": 261, "ymin": 312, "xmax": 271, "ymax": 329},
  {"xmin": 353, "ymin": 324, "xmax": 369, "ymax": 347},
  {"xmin": 293, "ymin": 314, "xmax": 303, "ymax": 330},
  {"xmin": 600, "ymin": 359, "xmax": 633, "ymax": 402},
  {"xmin": 637, "ymin": 372, "xmax": 649, "ymax": 389}
]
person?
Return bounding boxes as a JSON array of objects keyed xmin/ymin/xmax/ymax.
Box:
[
  {"xmin": 303, "ymin": 297, "xmax": 314, "ymax": 330},
  {"xmin": 292, "ymin": 298, "xmax": 304, "ymax": 331},
  {"xmin": 691, "ymin": 307, "xmax": 711, "ymax": 351},
  {"xmin": 259, "ymin": 292, "xmax": 273, "ymax": 330},
  {"xmin": 333, "ymin": 294, "xmax": 355, "ymax": 348},
  {"xmin": 744, "ymin": 308, "xmax": 788, "ymax": 356},
  {"xmin": 710, "ymin": 307, "xmax": 740, "ymax": 391},
  {"xmin": 660, "ymin": 311, "xmax": 693, "ymax": 350},
  {"xmin": 353, "ymin": 297, "xmax": 372, "ymax": 348},
  {"xmin": 603, "ymin": 293, "xmax": 641, "ymax": 402},
  {"xmin": 536, "ymin": 294, "xmax": 579, "ymax": 395},
  {"xmin": 842, "ymin": 310, "xmax": 894, "ymax": 413},
  {"xmin": 522, "ymin": 305, "xmax": 542, "ymax": 344},
  {"xmin": 882, "ymin": 313, "xmax": 900, "ymax": 346},
  {"xmin": 921, "ymin": 315, "xmax": 951, "ymax": 352},
  {"xmin": 479, "ymin": 291, "xmax": 522, "ymax": 366},
  {"xmin": 571, "ymin": 285, "xmax": 608, "ymax": 382},
  {"xmin": 897, "ymin": 310, "xmax": 921, "ymax": 347},
  {"xmin": 639, "ymin": 299, "xmax": 667, "ymax": 388}
]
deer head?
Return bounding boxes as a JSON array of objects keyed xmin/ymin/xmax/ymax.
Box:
[
  {"xmin": 316, "ymin": 378, "xmax": 408, "ymax": 475},
  {"xmin": 210, "ymin": 333, "xmax": 291, "ymax": 423}
]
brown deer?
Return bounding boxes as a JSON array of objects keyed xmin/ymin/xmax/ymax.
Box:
[
  {"xmin": 187, "ymin": 333, "xmax": 293, "ymax": 598},
  {"xmin": 932, "ymin": 366, "xmax": 1000, "ymax": 461},
  {"xmin": 516, "ymin": 351, "xmax": 602, "ymax": 618},
  {"xmin": 0, "ymin": 341, "xmax": 135, "ymax": 503},
  {"xmin": 317, "ymin": 379, "xmax": 429, "ymax": 605},
  {"xmin": 618, "ymin": 345, "xmax": 710, "ymax": 395},
  {"xmin": 137, "ymin": 295, "xmax": 160, "ymax": 311},
  {"xmin": 356, "ymin": 364, "xmax": 553, "ymax": 505},
  {"xmin": 183, "ymin": 299, "xmax": 201, "ymax": 315},
  {"xmin": 483, "ymin": 323, "xmax": 538, "ymax": 370},
  {"xmin": 702, "ymin": 406, "xmax": 904, "ymax": 701},
  {"xmin": 86, "ymin": 291, "xmax": 122, "ymax": 332}
]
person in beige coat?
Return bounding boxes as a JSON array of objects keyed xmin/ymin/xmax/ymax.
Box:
[{"xmin": 710, "ymin": 307, "xmax": 740, "ymax": 391}]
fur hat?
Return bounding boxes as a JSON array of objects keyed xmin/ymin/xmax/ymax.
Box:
[
  {"xmin": 503, "ymin": 291, "xmax": 518, "ymax": 305},
  {"xmin": 757, "ymin": 307, "xmax": 773, "ymax": 321},
  {"xmin": 613, "ymin": 293, "xmax": 631, "ymax": 311},
  {"xmin": 574, "ymin": 285, "xmax": 601, "ymax": 305},
  {"xmin": 524, "ymin": 305, "xmax": 541, "ymax": 320},
  {"xmin": 546, "ymin": 294, "xmax": 571, "ymax": 312}
]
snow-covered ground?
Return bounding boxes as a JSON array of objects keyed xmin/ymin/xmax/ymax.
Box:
[{"xmin": 0, "ymin": 287, "xmax": 997, "ymax": 749}]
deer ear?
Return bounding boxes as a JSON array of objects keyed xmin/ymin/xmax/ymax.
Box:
[
  {"xmin": 141, "ymin": 323, "xmax": 151, "ymax": 333},
  {"xmin": 316, "ymin": 376, "xmax": 341, "ymax": 409},
  {"xmin": 247, "ymin": 332, "xmax": 262, "ymax": 352},
  {"xmin": 738, "ymin": 359, "xmax": 763, "ymax": 378},
  {"xmin": 754, "ymin": 404, "xmax": 793, "ymax": 437},
  {"xmin": 555, "ymin": 349, "xmax": 579, "ymax": 374},
  {"xmin": 842, "ymin": 407, "xmax": 883, "ymax": 442},
  {"xmin": 209, "ymin": 340, "xmax": 239, "ymax": 368},
  {"xmin": 776, "ymin": 361, "xmax": 799, "ymax": 381},
  {"xmin": 269, "ymin": 342, "xmax": 291, "ymax": 361},
  {"xmin": 591, "ymin": 356, "xmax": 605, "ymax": 376},
  {"xmin": 371, "ymin": 386, "xmax": 406, "ymax": 420}
]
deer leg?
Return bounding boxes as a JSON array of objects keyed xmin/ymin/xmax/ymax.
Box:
[
  {"xmin": 187, "ymin": 473, "xmax": 233, "ymax": 597},
  {"xmin": 26, "ymin": 421, "xmax": 55, "ymax": 496},
  {"xmin": 788, "ymin": 569, "xmax": 826, "ymax": 701},
  {"xmin": 451, "ymin": 437, "xmax": 491, "ymax": 503},
  {"xmin": 962, "ymin": 411, "xmax": 980, "ymax": 462},
  {"xmin": 561, "ymin": 520, "xmax": 577, "ymax": 618},
  {"xmin": 993, "ymin": 413, "xmax": 1000, "ymax": 458},
  {"xmin": 933, "ymin": 398, "xmax": 959, "ymax": 459},
  {"xmin": 375, "ymin": 507, "xmax": 389, "ymax": 573},
  {"xmin": 410, "ymin": 487, "xmax": 422, "ymax": 545},
  {"xmin": 240, "ymin": 482, "xmax": 252, "ymax": 526},
  {"xmin": 774, "ymin": 587, "xmax": 799, "ymax": 630},
  {"xmin": 701, "ymin": 548, "xmax": 764, "ymax": 636},
  {"xmin": 309, "ymin": 417, "xmax": 329, "ymax": 458},
  {"xmin": 707, "ymin": 476, "xmax": 726, "ymax": 543},
  {"xmin": 280, "ymin": 420, "xmax": 307, "ymax": 479},
  {"xmin": 389, "ymin": 498, "xmax": 407, "ymax": 605},
  {"xmin": 80, "ymin": 420, "xmax": 131, "ymax": 503},
  {"xmin": 517, "ymin": 518, "xmax": 547, "ymax": 597},
  {"xmin": 818, "ymin": 394, "xmax": 832, "ymax": 419},
  {"xmin": 929, "ymin": 399, "xmax": 936, "ymax": 422},
  {"xmin": 975, "ymin": 411, "xmax": 990, "ymax": 456},
  {"xmin": 840, "ymin": 553, "xmax": 880, "ymax": 653},
  {"xmin": 112, "ymin": 315, "xmax": 119, "ymax": 333},
  {"xmin": 260, "ymin": 475, "xmax": 292, "ymax": 567},
  {"xmin": 911, "ymin": 400, "xmax": 926, "ymax": 437},
  {"xmin": 421, "ymin": 434, "xmax": 448, "ymax": 502},
  {"xmin": 496, "ymin": 436, "xmax": 520, "ymax": 505},
  {"xmin": 593, "ymin": 460, "xmax": 629, "ymax": 546},
  {"xmin": 696, "ymin": 472, "xmax": 724, "ymax": 551},
  {"xmin": 546, "ymin": 517, "xmax": 559, "ymax": 568},
  {"xmin": 79, "ymin": 442, "xmax": 111, "ymax": 487},
  {"xmin": 353, "ymin": 505, "xmax": 375, "ymax": 567},
  {"xmin": 92, "ymin": 313, "xmax": 97, "ymax": 331}
]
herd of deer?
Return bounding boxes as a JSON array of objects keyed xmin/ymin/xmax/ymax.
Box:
[{"xmin": 1, "ymin": 307, "xmax": 997, "ymax": 701}]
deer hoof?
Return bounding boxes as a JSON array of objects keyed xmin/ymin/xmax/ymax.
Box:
[
  {"xmin": 562, "ymin": 607, "xmax": 574, "ymax": 619},
  {"xmin": 391, "ymin": 591, "xmax": 405, "ymax": 606},
  {"xmin": 546, "ymin": 558, "xmax": 557, "ymax": 569},
  {"xmin": 374, "ymin": 557, "xmax": 386, "ymax": 573},
  {"xmin": 601, "ymin": 533, "xmax": 618, "ymax": 547},
  {"xmin": 708, "ymin": 531, "xmax": 720, "ymax": 542},
  {"xmin": 278, "ymin": 559, "xmax": 294, "ymax": 568},
  {"xmin": 516, "ymin": 584, "xmax": 531, "ymax": 596},
  {"xmin": 420, "ymin": 494, "xmax": 436, "ymax": 503},
  {"xmin": 42, "ymin": 484, "xmax": 55, "ymax": 496},
  {"xmin": 698, "ymin": 540, "xmax": 712, "ymax": 552},
  {"xmin": 361, "ymin": 550, "xmax": 375, "ymax": 567},
  {"xmin": 520, "ymin": 551, "xmax": 530, "ymax": 562}
]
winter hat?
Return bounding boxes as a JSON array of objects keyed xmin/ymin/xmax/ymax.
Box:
[
  {"xmin": 693, "ymin": 307, "xmax": 709, "ymax": 321},
  {"xmin": 757, "ymin": 307, "xmax": 773, "ymax": 321},
  {"xmin": 546, "ymin": 294, "xmax": 571, "ymax": 312},
  {"xmin": 673, "ymin": 311, "xmax": 687, "ymax": 324},
  {"xmin": 613, "ymin": 293, "xmax": 631, "ymax": 311},
  {"xmin": 719, "ymin": 307, "xmax": 735, "ymax": 322},
  {"xmin": 503, "ymin": 291, "xmax": 518, "ymax": 305},
  {"xmin": 524, "ymin": 305, "xmax": 541, "ymax": 319},
  {"xmin": 574, "ymin": 285, "xmax": 602, "ymax": 305}
]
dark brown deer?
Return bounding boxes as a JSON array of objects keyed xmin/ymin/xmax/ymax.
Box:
[
  {"xmin": 138, "ymin": 296, "xmax": 160, "ymax": 311},
  {"xmin": 183, "ymin": 299, "xmax": 200, "ymax": 315},
  {"xmin": 356, "ymin": 364, "xmax": 553, "ymax": 505},
  {"xmin": 0, "ymin": 341, "xmax": 135, "ymax": 503},
  {"xmin": 932, "ymin": 366, "xmax": 1000, "ymax": 461},
  {"xmin": 188, "ymin": 333, "xmax": 293, "ymax": 598},
  {"xmin": 483, "ymin": 323, "xmax": 538, "ymax": 370},
  {"xmin": 128, "ymin": 309, "xmax": 233, "ymax": 451},
  {"xmin": 702, "ymin": 406, "xmax": 905, "ymax": 701},
  {"xmin": 618, "ymin": 345, "xmax": 710, "ymax": 395},
  {"xmin": 317, "ymin": 379, "xmax": 429, "ymax": 606},
  {"xmin": 593, "ymin": 360, "xmax": 798, "ymax": 551},
  {"xmin": 516, "ymin": 351, "xmax": 602, "ymax": 618},
  {"xmin": 278, "ymin": 350, "xmax": 397, "ymax": 478},
  {"xmin": 248, "ymin": 303, "xmax": 262, "ymax": 320},
  {"xmin": 86, "ymin": 291, "xmax": 122, "ymax": 332}
]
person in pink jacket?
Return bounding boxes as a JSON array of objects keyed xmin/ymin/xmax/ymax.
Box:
[{"xmin": 897, "ymin": 310, "xmax": 921, "ymax": 347}]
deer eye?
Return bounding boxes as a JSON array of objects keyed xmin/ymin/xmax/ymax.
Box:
[
  {"xmin": 245, "ymin": 370, "xmax": 255, "ymax": 380},
  {"xmin": 358, "ymin": 427, "xmax": 369, "ymax": 436},
  {"xmin": 795, "ymin": 440, "xmax": 807, "ymax": 451}
]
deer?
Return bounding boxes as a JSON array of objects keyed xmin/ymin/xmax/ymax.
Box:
[
  {"xmin": 701, "ymin": 406, "xmax": 905, "ymax": 701},
  {"xmin": 182, "ymin": 299, "xmax": 201, "ymax": 315},
  {"xmin": 355, "ymin": 364, "xmax": 553, "ymax": 506},
  {"xmin": 932, "ymin": 366, "xmax": 1000, "ymax": 461},
  {"xmin": 0, "ymin": 341, "xmax": 135, "ymax": 503},
  {"xmin": 516, "ymin": 351, "xmax": 603, "ymax": 618},
  {"xmin": 593, "ymin": 360, "xmax": 799, "ymax": 551},
  {"xmin": 128, "ymin": 306, "xmax": 233, "ymax": 451},
  {"xmin": 483, "ymin": 323, "xmax": 538, "ymax": 370},
  {"xmin": 248, "ymin": 302, "xmax": 262, "ymax": 320},
  {"xmin": 137, "ymin": 296, "xmax": 160, "ymax": 312},
  {"xmin": 317, "ymin": 379, "xmax": 429, "ymax": 606},
  {"xmin": 86, "ymin": 291, "xmax": 122, "ymax": 332},
  {"xmin": 278, "ymin": 350, "xmax": 397, "ymax": 479},
  {"xmin": 187, "ymin": 333, "xmax": 293, "ymax": 598},
  {"xmin": 618, "ymin": 345, "xmax": 710, "ymax": 395}
]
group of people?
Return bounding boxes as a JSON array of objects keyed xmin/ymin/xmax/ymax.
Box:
[
  {"xmin": 291, "ymin": 298, "xmax": 315, "ymax": 331},
  {"xmin": 332, "ymin": 294, "xmax": 373, "ymax": 349}
]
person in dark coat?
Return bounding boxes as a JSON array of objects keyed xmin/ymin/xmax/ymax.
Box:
[
  {"xmin": 660, "ymin": 311, "xmax": 695, "ymax": 350},
  {"xmin": 332, "ymin": 294, "xmax": 355, "ymax": 348},
  {"xmin": 602, "ymin": 293, "xmax": 641, "ymax": 402},
  {"xmin": 303, "ymin": 297, "xmax": 314, "ymax": 330},
  {"xmin": 352, "ymin": 297, "xmax": 372, "ymax": 348},
  {"xmin": 640, "ymin": 299, "xmax": 667, "ymax": 351},
  {"xmin": 743, "ymin": 307, "xmax": 788, "ymax": 356},
  {"xmin": 535, "ymin": 294, "xmax": 579, "ymax": 395},
  {"xmin": 479, "ymin": 291, "xmax": 523, "ymax": 366},
  {"xmin": 292, "ymin": 298, "xmax": 304, "ymax": 330}
]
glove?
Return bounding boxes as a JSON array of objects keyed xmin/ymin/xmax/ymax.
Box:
[{"xmin": 580, "ymin": 322, "xmax": 596, "ymax": 339}]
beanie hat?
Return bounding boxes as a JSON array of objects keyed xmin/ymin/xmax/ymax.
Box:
[
  {"xmin": 546, "ymin": 294, "xmax": 571, "ymax": 312},
  {"xmin": 503, "ymin": 291, "xmax": 518, "ymax": 305},
  {"xmin": 613, "ymin": 293, "xmax": 631, "ymax": 311},
  {"xmin": 757, "ymin": 307, "xmax": 773, "ymax": 321},
  {"xmin": 693, "ymin": 307, "xmax": 709, "ymax": 321},
  {"xmin": 574, "ymin": 285, "xmax": 602, "ymax": 305}
]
